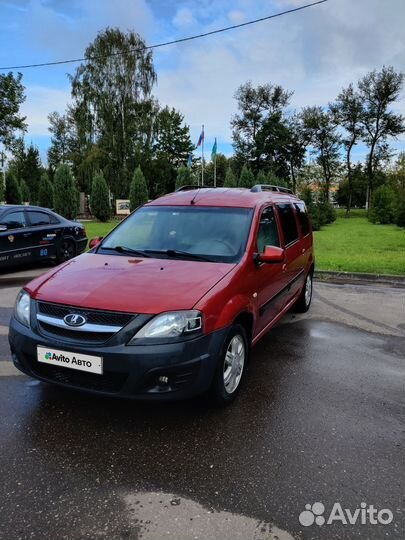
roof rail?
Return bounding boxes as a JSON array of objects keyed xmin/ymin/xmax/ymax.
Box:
[
  {"xmin": 250, "ymin": 184, "xmax": 293, "ymax": 194},
  {"xmin": 175, "ymin": 185, "xmax": 213, "ymax": 192}
]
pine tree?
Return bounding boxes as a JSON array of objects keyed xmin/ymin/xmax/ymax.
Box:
[
  {"xmin": 129, "ymin": 166, "xmax": 149, "ymax": 211},
  {"xmin": 53, "ymin": 164, "xmax": 79, "ymax": 219},
  {"xmin": 38, "ymin": 173, "xmax": 55, "ymax": 209},
  {"xmin": 256, "ymin": 170, "xmax": 267, "ymax": 185},
  {"xmin": 22, "ymin": 144, "xmax": 41, "ymax": 203},
  {"xmin": 0, "ymin": 176, "xmax": 5, "ymax": 202},
  {"xmin": 20, "ymin": 179, "xmax": 30, "ymax": 203},
  {"xmin": 175, "ymin": 165, "xmax": 191, "ymax": 190},
  {"xmin": 238, "ymin": 165, "xmax": 254, "ymax": 188},
  {"xmin": 5, "ymin": 172, "xmax": 22, "ymax": 204},
  {"xmin": 224, "ymin": 167, "xmax": 237, "ymax": 187},
  {"xmin": 90, "ymin": 170, "xmax": 111, "ymax": 222}
]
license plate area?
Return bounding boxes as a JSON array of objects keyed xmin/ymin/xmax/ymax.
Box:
[{"xmin": 37, "ymin": 346, "xmax": 103, "ymax": 375}]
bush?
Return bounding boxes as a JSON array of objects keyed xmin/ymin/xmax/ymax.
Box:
[
  {"xmin": 394, "ymin": 192, "xmax": 405, "ymax": 228},
  {"xmin": 5, "ymin": 172, "xmax": 22, "ymax": 204},
  {"xmin": 20, "ymin": 179, "xmax": 30, "ymax": 203},
  {"xmin": 369, "ymin": 185, "xmax": 396, "ymax": 224},
  {"xmin": 298, "ymin": 187, "xmax": 336, "ymax": 230},
  {"xmin": 319, "ymin": 201, "xmax": 336, "ymax": 225},
  {"xmin": 238, "ymin": 165, "xmax": 254, "ymax": 188},
  {"xmin": 224, "ymin": 167, "xmax": 237, "ymax": 187},
  {"xmin": 38, "ymin": 173, "xmax": 54, "ymax": 209},
  {"xmin": 255, "ymin": 170, "xmax": 267, "ymax": 185},
  {"xmin": 90, "ymin": 170, "xmax": 111, "ymax": 222},
  {"xmin": 175, "ymin": 165, "xmax": 191, "ymax": 190},
  {"xmin": 53, "ymin": 164, "xmax": 79, "ymax": 219},
  {"xmin": 129, "ymin": 166, "xmax": 148, "ymax": 211}
]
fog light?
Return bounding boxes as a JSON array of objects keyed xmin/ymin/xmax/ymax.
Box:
[{"xmin": 158, "ymin": 375, "xmax": 169, "ymax": 385}]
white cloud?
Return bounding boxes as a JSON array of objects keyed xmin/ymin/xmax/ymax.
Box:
[
  {"xmin": 173, "ymin": 7, "xmax": 195, "ymax": 29},
  {"xmin": 22, "ymin": 85, "xmax": 71, "ymax": 136}
]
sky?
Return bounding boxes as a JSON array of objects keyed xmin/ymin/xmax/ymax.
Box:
[{"xmin": 0, "ymin": 0, "xmax": 404, "ymax": 165}]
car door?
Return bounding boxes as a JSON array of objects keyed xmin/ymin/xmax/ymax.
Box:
[
  {"xmin": 25, "ymin": 209, "xmax": 62, "ymax": 261},
  {"xmin": 275, "ymin": 203, "xmax": 305, "ymax": 304},
  {"xmin": 252, "ymin": 205, "xmax": 286, "ymax": 334},
  {"xmin": 0, "ymin": 210, "xmax": 31, "ymax": 268}
]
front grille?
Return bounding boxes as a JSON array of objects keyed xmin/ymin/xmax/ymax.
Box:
[
  {"xmin": 36, "ymin": 301, "xmax": 136, "ymax": 344},
  {"xmin": 37, "ymin": 302, "xmax": 134, "ymax": 327},
  {"xmin": 38, "ymin": 322, "xmax": 114, "ymax": 344},
  {"xmin": 32, "ymin": 361, "xmax": 127, "ymax": 393}
]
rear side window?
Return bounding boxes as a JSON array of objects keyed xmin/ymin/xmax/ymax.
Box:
[
  {"xmin": 276, "ymin": 204, "xmax": 299, "ymax": 246},
  {"xmin": 256, "ymin": 206, "xmax": 280, "ymax": 252},
  {"xmin": 295, "ymin": 202, "xmax": 311, "ymax": 236},
  {"xmin": 0, "ymin": 211, "xmax": 26, "ymax": 230},
  {"xmin": 27, "ymin": 211, "xmax": 51, "ymax": 226}
]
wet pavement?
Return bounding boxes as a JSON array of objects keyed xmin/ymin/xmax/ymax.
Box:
[{"xmin": 0, "ymin": 282, "xmax": 404, "ymax": 540}]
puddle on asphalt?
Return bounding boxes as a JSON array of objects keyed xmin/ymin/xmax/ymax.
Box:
[{"xmin": 123, "ymin": 491, "xmax": 294, "ymax": 540}]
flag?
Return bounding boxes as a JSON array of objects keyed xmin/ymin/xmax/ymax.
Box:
[
  {"xmin": 196, "ymin": 128, "xmax": 204, "ymax": 148},
  {"xmin": 211, "ymin": 138, "xmax": 217, "ymax": 161},
  {"xmin": 187, "ymin": 154, "xmax": 193, "ymax": 168}
]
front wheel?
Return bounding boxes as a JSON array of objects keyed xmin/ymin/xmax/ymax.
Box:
[
  {"xmin": 294, "ymin": 270, "xmax": 313, "ymax": 313},
  {"xmin": 206, "ymin": 324, "xmax": 248, "ymax": 406}
]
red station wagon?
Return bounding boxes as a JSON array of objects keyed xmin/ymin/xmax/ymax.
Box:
[{"xmin": 9, "ymin": 185, "xmax": 314, "ymax": 405}]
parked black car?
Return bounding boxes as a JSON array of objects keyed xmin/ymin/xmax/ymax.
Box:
[{"xmin": 0, "ymin": 205, "xmax": 87, "ymax": 270}]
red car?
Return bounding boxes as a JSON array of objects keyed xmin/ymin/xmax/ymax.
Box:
[{"xmin": 9, "ymin": 185, "xmax": 314, "ymax": 405}]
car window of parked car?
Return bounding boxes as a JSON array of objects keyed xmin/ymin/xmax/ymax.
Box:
[
  {"xmin": 256, "ymin": 206, "xmax": 280, "ymax": 252},
  {"xmin": 27, "ymin": 211, "xmax": 52, "ymax": 226},
  {"xmin": 294, "ymin": 203, "xmax": 310, "ymax": 236},
  {"xmin": 276, "ymin": 203, "xmax": 299, "ymax": 246},
  {"xmin": 0, "ymin": 211, "xmax": 27, "ymax": 230}
]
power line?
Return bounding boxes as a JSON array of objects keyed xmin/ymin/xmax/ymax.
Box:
[{"xmin": 0, "ymin": 0, "xmax": 328, "ymax": 71}]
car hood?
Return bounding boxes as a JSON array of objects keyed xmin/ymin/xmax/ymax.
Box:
[{"xmin": 25, "ymin": 253, "xmax": 235, "ymax": 314}]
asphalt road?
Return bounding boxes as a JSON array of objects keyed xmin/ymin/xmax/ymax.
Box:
[{"xmin": 0, "ymin": 280, "xmax": 404, "ymax": 540}]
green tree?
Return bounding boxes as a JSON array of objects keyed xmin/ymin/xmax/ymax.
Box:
[
  {"xmin": 330, "ymin": 84, "xmax": 364, "ymax": 214},
  {"xmin": 301, "ymin": 106, "xmax": 341, "ymax": 201},
  {"xmin": 5, "ymin": 171, "xmax": 22, "ymax": 204},
  {"xmin": 369, "ymin": 184, "xmax": 396, "ymax": 224},
  {"xmin": 53, "ymin": 164, "xmax": 79, "ymax": 219},
  {"xmin": 231, "ymin": 81, "xmax": 293, "ymax": 175},
  {"xmin": 175, "ymin": 165, "xmax": 191, "ymax": 190},
  {"xmin": 38, "ymin": 173, "xmax": 54, "ymax": 209},
  {"xmin": 71, "ymin": 28, "xmax": 156, "ymax": 199},
  {"xmin": 224, "ymin": 167, "xmax": 237, "ymax": 187},
  {"xmin": 90, "ymin": 170, "xmax": 111, "ymax": 221},
  {"xmin": 358, "ymin": 66, "xmax": 405, "ymax": 208},
  {"xmin": 20, "ymin": 179, "xmax": 30, "ymax": 203},
  {"xmin": 22, "ymin": 144, "xmax": 41, "ymax": 203},
  {"xmin": 129, "ymin": 166, "xmax": 148, "ymax": 211},
  {"xmin": 0, "ymin": 175, "xmax": 4, "ymax": 202},
  {"xmin": 238, "ymin": 165, "xmax": 255, "ymax": 188},
  {"xmin": 47, "ymin": 111, "xmax": 72, "ymax": 171},
  {"xmin": 0, "ymin": 72, "xmax": 27, "ymax": 150}
]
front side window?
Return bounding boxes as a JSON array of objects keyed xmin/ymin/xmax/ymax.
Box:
[
  {"xmin": 0, "ymin": 211, "xmax": 26, "ymax": 230},
  {"xmin": 27, "ymin": 211, "xmax": 51, "ymax": 226},
  {"xmin": 100, "ymin": 206, "xmax": 253, "ymax": 263},
  {"xmin": 256, "ymin": 206, "xmax": 280, "ymax": 253},
  {"xmin": 276, "ymin": 204, "xmax": 299, "ymax": 246},
  {"xmin": 294, "ymin": 202, "xmax": 310, "ymax": 236}
]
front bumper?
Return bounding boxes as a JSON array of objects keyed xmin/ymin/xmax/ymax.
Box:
[{"xmin": 9, "ymin": 316, "xmax": 227, "ymax": 401}]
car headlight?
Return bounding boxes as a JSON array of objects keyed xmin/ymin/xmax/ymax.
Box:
[
  {"xmin": 14, "ymin": 290, "xmax": 31, "ymax": 327},
  {"xmin": 130, "ymin": 310, "xmax": 203, "ymax": 342}
]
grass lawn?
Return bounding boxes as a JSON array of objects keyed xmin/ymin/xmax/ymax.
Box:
[
  {"xmin": 81, "ymin": 210, "xmax": 405, "ymax": 276},
  {"xmin": 314, "ymin": 210, "xmax": 405, "ymax": 275}
]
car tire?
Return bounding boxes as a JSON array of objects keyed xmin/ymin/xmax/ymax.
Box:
[
  {"xmin": 206, "ymin": 324, "xmax": 249, "ymax": 406},
  {"xmin": 57, "ymin": 238, "xmax": 76, "ymax": 263},
  {"xmin": 294, "ymin": 270, "xmax": 313, "ymax": 313}
]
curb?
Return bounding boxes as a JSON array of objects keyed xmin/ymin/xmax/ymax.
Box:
[{"xmin": 314, "ymin": 270, "xmax": 405, "ymax": 288}]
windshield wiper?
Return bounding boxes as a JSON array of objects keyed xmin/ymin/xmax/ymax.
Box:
[
  {"xmin": 144, "ymin": 249, "xmax": 215, "ymax": 262},
  {"xmin": 101, "ymin": 245, "xmax": 151, "ymax": 258}
]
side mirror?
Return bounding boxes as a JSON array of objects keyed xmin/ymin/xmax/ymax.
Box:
[
  {"xmin": 89, "ymin": 236, "xmax": 103, "ymax": 249},
  {"xmin": 256, "ymin": 246, "xmax": 285, "ymax": 264}
]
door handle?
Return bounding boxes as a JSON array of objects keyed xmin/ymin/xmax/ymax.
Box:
[
  {"xmin": 282, "ymin": 263, "xmax": 287, "ymax": 271},
  {"xmin": 302, "ymin": 248, "xmax": 306, "ymax": 254},
  {"xmin": 23, "ymin": 232, "xmax": 32, "ymax": 237}
]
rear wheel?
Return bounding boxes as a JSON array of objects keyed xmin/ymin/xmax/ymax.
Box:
[
  {"xmin": 57, "ymin": 238, "xmax": 76, "ymax": 262},
  {"xmin": 207, "ymin": 324, "xmax": 248, "ymax": 406},
  {"xmin": 294, "ymin": 270, "xmax": 313, "ymax": 313}
]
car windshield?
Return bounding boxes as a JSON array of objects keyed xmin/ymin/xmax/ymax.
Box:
[{"xmin": 100, "ymin": 206, "xmax": 253, "ymax": 263}]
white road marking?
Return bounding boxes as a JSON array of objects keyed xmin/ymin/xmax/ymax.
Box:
[{"xmin": 0, "ymin": 362, "xmax": 24, "ymax": 377}]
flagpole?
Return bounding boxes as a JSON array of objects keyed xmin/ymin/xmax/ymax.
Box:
[
  {"xmin": 201, "ymin": 124, "xmax": 204, "ymax": 187},
  {"xmin": 214, "ymin": 153, "xmax": 217, "ymax": 187}
]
